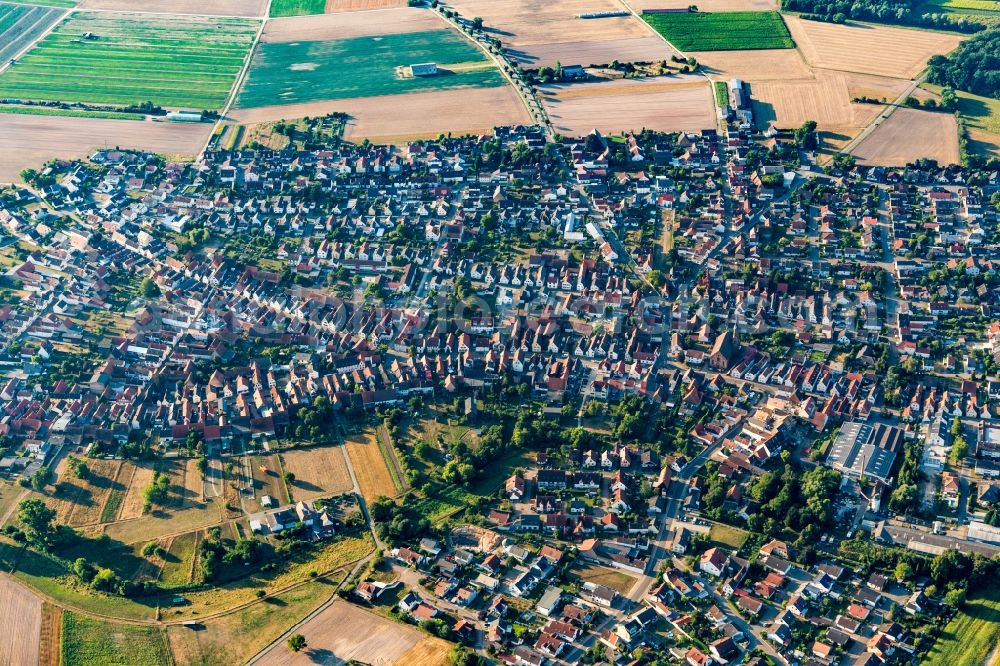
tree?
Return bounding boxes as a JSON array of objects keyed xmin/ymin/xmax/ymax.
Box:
[
  {"xmin": 283, "ymin": 471, "xmax": 296, "ymax": 484},
  {"xmin": 67, "ymin": 456, "xmax": 90, "ymax": 480},
  {"xmin": 17, "ymin": 498, "xmax": 57, "ymax": 549},
  {"xmin": 30, "ymin": 466, "xmax": 51, "ymax": 492},
  {"xmin": 139, "ymin": 277, "xmax": 160, "ymax": 298},
  {"xmin": 287, "ymin": 634, "xmax": 306, "ymax": 652},
  {"xmin": 894, "ymin": 560, "xmax": 913, "ymax": 582}
]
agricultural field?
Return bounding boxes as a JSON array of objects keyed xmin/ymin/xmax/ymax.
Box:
[
  {"xmin": 280, "ymin": 446, "xmax": 354, "ymax": 501},
  {"xmin": 260, "ymin": 6, "xmax": 441, "ymax": 41},
  {"xmin": 326, "ymin": 0, "xmax": 407, "ymax": 10},
  {"xmin": 104, "ymin": 495, "xmax": 222, "ymax": 544},
  {"xmin": 642, "ymin": 11, "xmax": 793, "ymax": 51},
  {"xmin": 445, "ymin": 0, "xmax": 673, "ymax": 67},
  {"xmin": 690, "ymin": 48, "xmax": 812, "ymax": 81},
  {"xmin": 852, "ymin": 107, "xmax": 960, "ymax": 166},
  {"xmin": 237, "ymin": 24, "xmax": 504, "ymax": 108},
  {"xmin": 117, "ymin": 462, "xmax": 156, "ymax": 520},
  {"xmin": 539, "ymin": 74, "xmax": 716, "ymax": 136},
  {"xmin": 77, "ymin": 0, "xmax": 268, "ymax": 16},
  {"xmin": 61, "ymin": 612, "xmax": 171, "ymax": 666},
  {"xmin": 254, "ymin": 600, "xmax": 426, "ymax": 665},
  {"xmin": 391, "ymin": 637, "xmax": 452, "ymax": 666},
  {"xmin": 570, "ymin": 562, "xmax": 637, "ymax": 595},
  {"xmin": 924, "ymin": 584, "xmax": 1000, "ymax": 666},
  {"xmin": 345, "ymin": 432, "xmax": 397, "ymax": 502},
  {"xmin": 270, "ymin": 0, "xmax": 325, "ymax": 15},
  {"xmin": 0, "ymin": 11, "xmax": 259, "ymax": 109},
  {"xmin": 630, "ymin": 0, "xmax": 776, "ymax": 8},
  {"xmin": 0, "ymin": 2, "xmax": 66, "ymax": 65},
  {"xmin": 784, "ymin": 15, "xmax": 963, "ymax": 79},
  {"xmin": 165, "ymin": 578, "xmax": 337, "ymax": 666},
  {"xmin": 158, "ymin": 531, "xmax": 198, "ymax": 587},
  {"xmin": 918, "ymin": 0, "xmax": 1000, "ymax": 24},
  {"xmin": 0, "ymin": 576, "xmax": 43, "ymax": 666},
  {"xmin": 924, "ymin": 82, "xmax": 1000, "ymax": 156}
]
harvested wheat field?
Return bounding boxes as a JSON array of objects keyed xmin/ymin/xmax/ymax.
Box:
[
  {"xmin": 160, "ymin": 458, "xmax": 202, "ymax": 509},
  {"xmin": 261, "ymin": 6, "xmax": 442, "ymax": 42},
  {"xmin": 751, "ymin": 70, "xmax": 908, "ymax": 129},
  {"xmin": 230, "ymin": 87, "xmax": 530, "ymax": 142},
  {"xmin": 0, "ymin": 575, "xmax": 43, "ymax": 666},
  {"xmin": 77, "ymin": 0, "xmax": 269, "ymax": 16},
  {"xmin": 0, "ymin": 116, "xmax": 211, "ymax": 184},
  {"xmin": 392, "ymin": 636, "xmax": 452, "ymax": 666},
  {"xmin": 853, "ymin": 108, "xmax": 960, "ymax": 165},
  {"xmin": 345, "ymin": 433, "xmax": 396, "ymax": 502},
  {"xmin": 281, "ymin": 446, "xmax": 353, "ymax": 501},
  {"xmin": 256, "ymin": 601, "xmax": 423, "ymax": 665},
  {"xmin": 38, "ymin": 602, "xmax": 61, "ymax": 666},
  {"xmin": 784, "ymin": 15, "xmax": 963, "ymax": 79},
  {"xmin": 447, "ymin": 0, "xmax": 675, "ymax": 66},
  {"xmin": 540, "ymin": 75, "xmax": 715, "ymax": 136},
  {"xmin": 66, "ymin": 459, "xmax": 123, "ymax": 526},
  {"xmin": 119, "ymin": 462, "xmax": 157, "ymax": 520},
  {"xmin": 692, "ymin": 48, "xmax": 812, "ymax": 81},
  {"xmin": 325, "ymin": 0, "xmax": 407, "ymax": 10}
]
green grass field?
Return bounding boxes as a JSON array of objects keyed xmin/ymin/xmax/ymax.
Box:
[
  {"xmin": 642, "ymin": 11, "xmax": 794, "ymax": 51},
  {"xmin": 713, "ymin": 81, "xmax": 729, "ymax": 107},
  {"xmin": 236, "ymin": 29, "xmax": 504, "ymax": 108},
  {"xmin": 918, "ymin": 0, "xmax": 1000, "ymax": 23},
  {"xmin": 924, "ymin": 585, "xmax": 1000, "ymax": 666},
  {"xmin": 923, "ymin": 82, "xmax": 1000, "ymax": 155},
  {"xmin": 0, "ymin": 11, "xmax": 259, "ymax": 109},
  {"xmin": 270, "ymin": 0, "xmax": 326, "ymax": 16},
  {"xmin": 0, "ymin": 104, "xmax": 137, "ymax": 120},
  {"xmin": 61, "ymin": 612, "xmax": 171, "ymax": 666}
]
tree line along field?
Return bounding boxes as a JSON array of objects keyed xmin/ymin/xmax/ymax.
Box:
[
  {"xmin": 642, "ymin": 10, "xmax": 794, "ymax": 51},
  {"xmin": 236, "ymin": 29, "xmax": 505, "ymax": 108},
  {"xmin": 0, "ymin": 2, "xmax": 66, "ymax": 64},
  {"xmin": 0, "ymin": 11, "xmax": 259, "ymax": 110}
]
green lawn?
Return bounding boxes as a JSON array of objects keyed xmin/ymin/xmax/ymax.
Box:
[
  {"xmin": 713, "ymin": 81, "xmax": 729, "ymax": 107},
  {"xmin": 924, "ymin": 585, "xmax": 1000, "ymax": 666},
  {"xmin": 0, "ymin": 11, "xmax": 259, "ymax": 109},
  {"xmin": 270, "ymin": 0, "xmax": 326, "ymax": 16},
  {"xmin": 642, "ymin": 11, "xmax": 794, "ymax": 51},
  {"xmin": 709, "ymin": 522, "xmax": 749, "ymax": 549},
  {"xmin": 61, "ymin": 612, "xmax": 171, "ymax": 666},
  {"xmin": 236, "ymin": 29, "xmax": 504, "ymax": 108}
]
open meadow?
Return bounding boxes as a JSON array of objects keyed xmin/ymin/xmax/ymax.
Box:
[
  {"xmin": 0, "ymin": 113, "xmax": 211, "ymax": 183},
  {"xmin": 642, "ymin": 10, "xmax": 793, "ymax": 51},
  {"xmin": 852, "ymin": 107, "xmax": 960, "ymax": 165},
  {"xmin": 0, "ymin": 11, "xmax": 259, "ymax": 109},
  {"xmin": 0, "ymin": 575, "xmax": 43, "ymax": 666},
  {"xmin": 61, "ymin": 612, "xmax": 171, "ymax": 666},
  {"xmin": 238, "ymin": 25, "xmax": 504, "ymax": 108},
  {"xmin": 446, "ymin": 0, "xmax": 674, "ymax": 67},
  {"xmin": 254, "ymin": 600, "xmax": 425, "ymax": 665},
  {"xmin": 539, "ymin": 74, "xmax": 716, "ymax": 136},
  {"xmin": 165, "ymin": 577, "xmax": 339, "ymax": 666},
  {"xmin": 924, "ymin": 82, "xmax": 1000, "ymax": 157},
  {"xmin": 0, "ymin": 2, "xmax": 66, "ymax": 64},
  {"xmin": 571, "ymin": 562, "xmax": 637, "ymax": 595},
  {"xmin": 280, "ymin": 446, "xmax": 353, "ymax": 501},
  {"xmin": 924, "ymin": 584, "xmax": 1000, "ymax": 666},
  {"xmin": 77, "ymin": 0, "xmax": 268, "ymax": 16}
]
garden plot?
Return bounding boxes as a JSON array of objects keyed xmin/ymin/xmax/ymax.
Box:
[
  {"xmin": 445, "ymin": 0, "xmax": 675, "ymax": 67},
  {"xmin": 539, "ymin": 74, "xmax": 715, "ymax": 136},
  {"xmin": 784, "ymin": 14, "xmax": 963, "ymax": 79},
  {"xmin": 852, "ymin": 107, "xmax": 960, "ymax": 166},
  {"xmin": 0, "ymin": 11, "xmax": 259, "ymax": 109}
]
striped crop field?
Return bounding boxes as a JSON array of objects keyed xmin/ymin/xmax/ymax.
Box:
[
  {"xmin": 0, "ymin": 11, "xmax": 259, "ymax": 109},
  {"xmin": 0, "ymin": 2, "xmax": 66, "ymax": 64}
]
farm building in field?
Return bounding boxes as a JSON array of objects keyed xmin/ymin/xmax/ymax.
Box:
[
  {"xmin": 166, "ymin": 110, "xmax": 204, "ymax": 122},
  {"xmin": 409, "ymin": 62, "xmax": 439, "ymax": 77}
]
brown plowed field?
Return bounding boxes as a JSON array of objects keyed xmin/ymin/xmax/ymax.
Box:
[
  {"xmin": 261, "ymin": 7, "xmax": 443, "ymax": 42},
  {"xmin": 784, "ymin": 15, "xmax": 963, "ymax": 79},
  {"xmin": 0, "ymin": 116, "xmax": 210, "ymax": 183},
  {"xmin": 229, "ymin": 86, "xmax": 530, "ymax": 142},
  {"xmin": 325, "ymin": 0, "xmax": 407, "ymax": 11},
  {"xmin": 853, "ymin": 107, "xmax": 960, "ymax": 165},
  {"xmin": 540, "ymin": 75, "xmax": 715, "ymax": 136}
]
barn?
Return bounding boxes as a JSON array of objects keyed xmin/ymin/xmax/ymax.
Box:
[{"xmin": 409, "ymin": 62, "xmax": 439, "ymax": 77}]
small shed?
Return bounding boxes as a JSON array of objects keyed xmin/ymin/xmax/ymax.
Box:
[{"xmin": 409, "ymin": 62, "xmax": 438, "ymax": 77}]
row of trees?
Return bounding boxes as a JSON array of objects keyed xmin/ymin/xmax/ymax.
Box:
[
  {"xmin": 782, "ymin": 0, "xmax": 985, "ymax": 32},
  {"xmin": 928, "ymin": 30, "xmax": 1000, "ymax": 99}
]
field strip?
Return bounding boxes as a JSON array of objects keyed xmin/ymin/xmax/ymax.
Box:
[
  {"xmin": 0, "ymin": 6, "xmax": 67, "ymax": 76},
  {"xmin": 542, "ymin": 79, "xmax": 707, "ymax": 99},
  {"xmin": 209, "ymin": 5, "xmax": 267, "ymax": 155}
]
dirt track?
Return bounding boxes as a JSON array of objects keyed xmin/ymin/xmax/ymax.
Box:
[{"xmin": 0, "ymin": 115, "xmax": 210, "ymax": 183}]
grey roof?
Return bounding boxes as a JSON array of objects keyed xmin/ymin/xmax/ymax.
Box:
[{"xmin": 827, "ymin": 421, "xmax": 899, "ymax": 482}]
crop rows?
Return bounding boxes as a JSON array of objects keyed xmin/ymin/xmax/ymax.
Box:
[
  {"xmin": 0, "ymin": 11, "xmax": 259, "ymax": 109},
  {"xmin": 0, "ymin": 2, "xmax": 65, "ymax": 63},
  {"xmin": 642, "ymin": 11, "xmax": 794, "ymax": 52}
]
